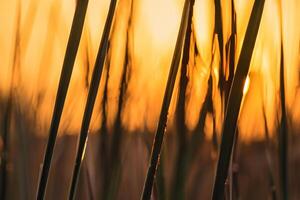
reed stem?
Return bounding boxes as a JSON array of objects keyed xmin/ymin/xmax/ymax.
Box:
[
  {"xmin": 141, "ymin": 1, "xmax": 191, "ymax": 199},
  {"xmin": 37, "ymin": 0, "xmax": 89, "ymax": 198},
  {"xmin": 212, "ymin": 0, "xmax": 265, "ymax": 199},
  {"xmin": 279, "ymin": 40, "xmax": 288, "ymax": 200},
  {"xmin": 68, "ymin": 0, "xmax": 117, "ymax": 199},
  {"xmin": 171, "ymin": 0, "xmax": 195, "ymax": 198}
]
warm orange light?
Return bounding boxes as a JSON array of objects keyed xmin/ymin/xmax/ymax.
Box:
[
  {"xmin": 0, "ymin": 0, "xmax": 299, "ymax": 141},
  {"xmin": 243, "ymin": 75, "xmax": 250, "ymax": 95}
]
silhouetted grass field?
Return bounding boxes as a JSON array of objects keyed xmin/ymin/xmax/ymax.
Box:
[{"xmin": 0, "ymin": 0, "xmax": 299, "ymax": 199}]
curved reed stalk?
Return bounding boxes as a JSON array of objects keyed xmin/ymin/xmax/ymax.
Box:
[
  {"xmin": 141, "ymin": 0, "xmax": 192, "ymax": 199},
  {"xmin": 68, "ymin": 0, "xmax": 117, "ymax": 199},
  {"xmin": 36, "ymin": 0, "xmax": 89, "ymax": 199},
  {"xmin": 212, "ymin": 0, "xmax": 265, "ymax": 199}
]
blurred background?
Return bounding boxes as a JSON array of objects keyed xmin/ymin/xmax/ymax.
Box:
[{"xmin": 0, "ymin": 0, "xmax": 299, "ymax": 199}]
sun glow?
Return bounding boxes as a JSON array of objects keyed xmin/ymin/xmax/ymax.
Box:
[
  {"xmin": 0, "ymin": 0, "xmax": 299, "ymax": 141},
  {"xmin": 243, "ymin": 75, "xmax": 250, "ymax": 95}
]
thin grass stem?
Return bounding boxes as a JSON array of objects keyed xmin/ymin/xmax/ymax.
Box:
[
  {"xmin": 141, "ymin": 1, "xmax": 192, "ymax": 199},
  {"xmin": 279, "ymin": 37, "xmax": 288, "ymax": 200},
  {"xmin": 212, "ymin": 0, "xmax": 265, "ymax": 199},
  {"xmin": 68, "ymin": 0, "xmax": 117, "ymax": 199},
  {"xmin": 278, "ymin": 1, "xmax": 288, "ymax": 198},
  {"xmin": 171, "ymin": 0, "xmax": 195, "ymax": 198},
  {"xmin": 36, "ymin": 0, "xmax": 89, "ymax": 198}
]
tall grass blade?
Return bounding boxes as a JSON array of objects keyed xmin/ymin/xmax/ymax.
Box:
[
  {"xmin": 68, "ymin": 0, "xmax": 117, "ymax": 199},
  {"xmin": 227, "ymin": 2, "xmax": 238, "ymax": 197},
  {"xmin": 142, "ymin": 132, "xmax": 166, "ymax": 200},
  {"xmin": 141, "ymin": 0, "xmax": 191, "ymax": 199},
  {"xmin": 214, "ymin": 0, "xmax": 224, "ymax": 94},
  {"xmin": 225, "ymin": 0, "xmax": 236, "ymax": 110},
  {"xmin": 36, "ymin": 0, "xmax": 89, "ymax": 198},
  {"xmin": 276, "ymin": 2, "xmax": 288, "ymax": 197},
  {"xmin": 212, "ymin": 0, "xmax": 265, "ymax": 199},
  {"xmin": 171, "ymin": 0, "xmax": 195, "ymax": 199},
  {"xmin": 279, "ymin": 39, "xmax": 288, "ymax": 200},
  {"xmin": 278, "ymin": 2, "xmax": 288, "ymax": 198}
]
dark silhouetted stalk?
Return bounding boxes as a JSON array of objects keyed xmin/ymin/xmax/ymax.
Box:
[
  {"xmin": 171, "ymin": 0, "xmax": 195, "ymax": 199},
  {"xmin": 68, "ymin": 0, "xmax": 117, "ymax": 199},
  {"xmin": 83, "ymin": 27, "xmax": 92, "ymax": 91},
  {"xmin": 225, "ymin": 0, "xmax": 236, "ymax": 109},
  {"xmin": 227, "ymin": 1, "xmax": 238, "ymax": 198},
  {"xmin": 142, "ymin": 131, "xmax": 166, "ymax": 200},
  {"xmin": 279, "ymin": 39, "xmax": 288, "ymax": 200},
  {"xmin": 141, "ymin": 1, "xmax": 191, "ymax": 199},
  {"xmin": 37, "ymin": 0, "xmax": 89, "ymax": 198},
  {"xmin": 208, "ymin": 76, "xmax": 217, "ymax": 151},
  {"xmin": 1, "ymin": 1, "xmax": 21, "ymax": 199},
  {"xmin": 214, "ymin": 0, "xmax": 224, "ymax": 95},
  {"xmin": 212, "ymin": 0, "xmax": 265, "ymax": 199},
  {"xmin": 278, "ymin": 2, "xmax": 288, "ymax": 198}
]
